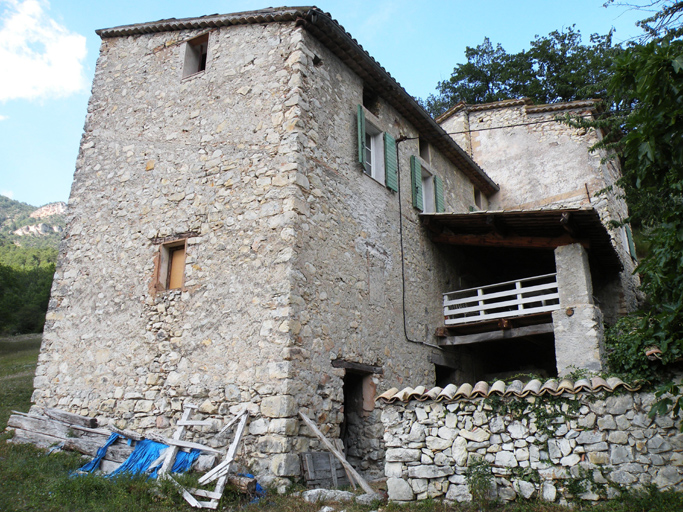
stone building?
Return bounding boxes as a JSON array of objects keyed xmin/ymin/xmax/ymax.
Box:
[{"xmin": 31, "ymin": 7, "xmax": 637, "ymax": 484}]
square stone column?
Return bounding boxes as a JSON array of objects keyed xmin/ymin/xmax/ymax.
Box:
[{"xmin": 552, "ymin": 243, "xmax": 605, "ymax": 375}]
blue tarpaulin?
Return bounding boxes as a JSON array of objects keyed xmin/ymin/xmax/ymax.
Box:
[{"xmin": 76, "ymin": 434, "xmax": 200, "ymax": 478}]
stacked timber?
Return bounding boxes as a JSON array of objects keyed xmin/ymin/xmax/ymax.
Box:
[{"xmin": 6, "ymin": 408, "xmax": 134, "ymax": 473}]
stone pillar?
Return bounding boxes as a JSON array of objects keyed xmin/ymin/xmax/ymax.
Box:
[{"xmin": 552, "ymin": 243, "xmax": 605, "ymax": 376}]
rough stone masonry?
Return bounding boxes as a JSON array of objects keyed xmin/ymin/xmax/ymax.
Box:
[{"xmin": 380, "ymin": 390, "xmax": 683, "ymax": 504}]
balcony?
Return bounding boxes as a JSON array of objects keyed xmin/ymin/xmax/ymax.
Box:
[{"xmin": 443, "ymin": 273, "xmax": 560, "ymax": 326}]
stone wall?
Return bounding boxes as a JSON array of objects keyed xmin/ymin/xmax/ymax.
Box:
[
  {"xmin": 439, "ymin": 102, "xmax": 639, "ymax": 323},
  {"xmin": 380, "ymin": 393, "xmax": 683, "ymax": 504},
  {"xmin": 33, "ymin": 19, "xmax": 484, "ymax": 485}
]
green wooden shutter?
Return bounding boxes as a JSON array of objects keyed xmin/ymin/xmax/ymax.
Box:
[
  {"xmin": 357, "ymin": 105, "xmax": 365, "ymax": 168},
  {"xmin": 625, "ymin": 225, "xmax": 637, "ymax": 261},
  {"xmin": 410, "ymin": 155, "xmax": 423, "ymax": 211},
  {"xmin": 384, "ymin": 133, "xmax": 398, "ymax": 191},
  {"xmin": 434, "ymin": 175, "xmax": 444, "ymax": 213}
]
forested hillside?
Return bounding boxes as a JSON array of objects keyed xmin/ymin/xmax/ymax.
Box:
[{"xmin": 0, "ymin": 195, "xmax": 62, "ymax": 334}]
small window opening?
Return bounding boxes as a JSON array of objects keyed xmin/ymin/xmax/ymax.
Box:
[
  {"xmin": 419, "ymin": 138, "xmax": 430, "ymax": 164},
  {"xmin": 158, "ymin": 240, "xmax": 187, "ymax": 290},
  {"xmin": 422, "ymin": 168, "xmax": 435, "ymax": 213},
  {"xmin": 183, "ymin": 34, "xmax": 209, "ymax": 78},
  {"xmin": 474, "ymin": 188, "xmax": 483, "ymax": 210},
  {"xmin": 363, "ymin": 88, "xmax": 380, "ymax": 116}
]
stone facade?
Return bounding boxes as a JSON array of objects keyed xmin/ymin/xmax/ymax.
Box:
[
  {"xmin": 380, "ymin": 393, "xmax": 683, "ymax": 504},
  {"xmin": 438, "ymin": 100, "xmax": 640, "ymax": 323},
  {"xmin": 31, "ymin": 9, "xmax": 489, "ymax": 484},
  {"xmin": 30, "ymin": 7, "xmax": 643, "ymax": 486}
]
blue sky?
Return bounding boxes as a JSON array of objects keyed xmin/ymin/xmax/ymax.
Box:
[{"xmin": 0, "ymin": 0, "xmax": 649, "ymax": 207}]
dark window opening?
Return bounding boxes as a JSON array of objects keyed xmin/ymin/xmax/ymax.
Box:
[
  {"xmin": 312, "ymin": 55, "xmax": 323, "ymax": 67},
  {"xmin": 435, "ymin": 364, "xmax": 457, "ymax": 388},
  {"xmin": 363, "ymin": 88, "xmax": 380, "ymax": 116},
  {"xmin": 419, "ymin": 138, "xmax": 430, "ymax": 164},
  {"xmin": 183, "ymin": 34, "xmax": 209, "ymax": 78}
]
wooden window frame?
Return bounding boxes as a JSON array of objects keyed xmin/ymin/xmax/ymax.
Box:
[{"xmin": 157, "ymin": 239, "xmax": 187, "ymax": 291}]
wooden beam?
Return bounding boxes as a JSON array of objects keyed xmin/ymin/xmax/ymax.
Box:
[
  {"xmin": 560, "ymin": 212, "xmax": 579, "ymax": 237},
  {"xmin": 331, "ymin": 359, "xmax": 383, "ymax": 375},
  {"xmin": 438, "ymin": 323, "xmax": 555, "ymax": 346},
  {"xmin": 429, "ymin": 351, "xmax": 459, "ymax": 369},
  {"xmin": 299, "ymin": 412, "xmax": 375, "ymax": 495},
  {"xmin": 431, "ymin": 232, "xmax": 589, "ymax": 250},
  {"xmin": 45, "ymin": 408, "xmax": 98, "ymax": 428}
]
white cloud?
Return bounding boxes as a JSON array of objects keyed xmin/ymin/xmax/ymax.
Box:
[
  {"xmin": 0, "ymin": 0, "xmax": 87, "ymax": 102},
  {"xmin": 1, "ymin": 190, "xmax": 14, "ymax": 199},
  {"xmin": 0, "ymin": 114, "xmax": 7, "ymax": 120}
]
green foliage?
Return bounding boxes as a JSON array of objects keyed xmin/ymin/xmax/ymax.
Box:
[
  {"xmin": 465, "ymin": 458, "xmax": 495, "ymax": 509},
  {"xmin": 423, "ymin": 27, "xmax": 620, "ymax": 116},
  {"xmin": 0, "ymin": 262, "xmax": 55, "ymax": 334},
  {"xmin": 605, "ymin": 316, "xmax": 659, "ymax": 381}
]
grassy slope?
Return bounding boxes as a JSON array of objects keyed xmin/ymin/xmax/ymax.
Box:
[{"xmin": 1, "ymin": 337, "xmax": 682, "ymax": 511}]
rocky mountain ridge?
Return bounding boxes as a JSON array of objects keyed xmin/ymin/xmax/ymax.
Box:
[{"xmin": 0, "ymin": 195, "xmax": 66, "ymax": 248}]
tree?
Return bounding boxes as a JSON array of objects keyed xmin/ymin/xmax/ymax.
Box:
[{"xmin": 423, "ymin": 27, "xmax": 620, "ymax": 117}]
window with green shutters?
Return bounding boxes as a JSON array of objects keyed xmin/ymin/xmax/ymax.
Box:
[
  {"xmin": 410, "ymin": 155, "xmax": 423, "ymax": 211},
  {"xmin": 384, "ymin": 133, "xmax": 398, "ymax": 191},
  {"xmin": 357, "ymin": 105, "xmax": 397, "ymax": 191},
  {"xmin": 410, "ymin": 155, "xmax": 444, "ymax": 213}
]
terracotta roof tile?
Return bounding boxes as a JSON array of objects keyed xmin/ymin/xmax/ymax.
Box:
[{"xmin": 376, "ymin": 377, "xmax": 640, "ymax": 403}]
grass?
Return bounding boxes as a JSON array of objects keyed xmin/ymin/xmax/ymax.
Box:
[{"xmin": 2, "ymin": 336, "xmax": 683, "ymax": 511}]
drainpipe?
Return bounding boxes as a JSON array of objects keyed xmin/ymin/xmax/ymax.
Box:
[{"xmin": 395, "ymin": 136, "xmax": 442, "ymax": 351}]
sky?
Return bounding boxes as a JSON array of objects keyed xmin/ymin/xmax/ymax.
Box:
[{"xmin": 0, "ymin": 0, "xmax": 651, "ymax": 208}]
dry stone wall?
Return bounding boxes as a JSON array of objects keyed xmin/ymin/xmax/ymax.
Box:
[{"xmin": 381, "ymin": 392, "xmax": 683, "ymax": 504}]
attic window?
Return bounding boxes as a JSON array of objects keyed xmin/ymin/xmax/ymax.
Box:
[
  {"xmin": 362, "ymin": 88, "xmax": 380, "ymax": 116},
  {"xmin": 419, "ymin": 138, "xmax": 430, "ymax": 164},
  {"xmin": 474, "ymin": 189, "xmax": 483, "ymax": 210},
  {"xmin": 183, "ymin": 34, "xmax": 208, "ymax": 78}
]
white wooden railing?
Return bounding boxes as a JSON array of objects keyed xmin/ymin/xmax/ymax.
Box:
[{"xmin": 443, "ymin": 273, "xmax": 560, "ymax": 326}]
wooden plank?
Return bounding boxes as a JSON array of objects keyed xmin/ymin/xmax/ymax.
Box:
[
  {"xmin": 109, "ymin": 426, "xmax": 144, "ymax": 441},
  {"xmin": 177, "ymin": 419, "xmax": 213, "ymax": 427},
  {"xmin": 166, "ymin": 475, "xmax": 202, "ymax": 508},
  {"xmin": 329, "ymin": 453, "xmax": 338, "ymax": 487},
  {"xmin": 444, "ymin": 292, "xmax": 559, "ymax": 316},
  {"xmin": 331, "ymin": 359, "xmax": 383, "ymax": 374},
  {"xmin": 62, "ymin": 437, "xmax": 134, "ymax": 463},
  {"xmin": 431, "ymin": 232, "xmax": 589, "ymax": 249},
  {"xmin": 217, "ymin": 413, "xmax": 243, "ymax": 435},
  {"xmin": 299, "ymin": 412, "xmax": 374, "ymax": 495},
  {"xmin": 198, "ymin": 413, "xmax": 247, "ymax": 485},
  {"xmin": 45, "ymin": 408, "xmax": 98, "ymax": 428},
  {"xmin": 445, "ymin": 304, "xmax": 561, "ymax": 325},
  {"xmin": 212, "ymin": 412, "xmax": 248, "ymax": 498},
  {"xmin": 8, "ymin": 414, "xmax": 82, "ymax": 440},
  {"xmin": 159, "ymin": 407, "xmax": 192, "ymax": 476},
  {"xmin": 331, "ymin": 439, "xmax": 355, "ymax": 490},
  {"xmin": 189, "ymin": 489, "xmax": 223, "ymax": 499},
  {"xmin": 146, "ymin": 433, "xmax": 221, "ymax": 454},
  {"xmin": 443, "ymin": 280, "xmax": 558, "ymax": 307},
  {"xmin": 439, "ymin": 323, "xmax": 555, "ymax": 346},
  {"xmin": 197, "ymin": 456, "xmax": 234, "ymax": 485}
]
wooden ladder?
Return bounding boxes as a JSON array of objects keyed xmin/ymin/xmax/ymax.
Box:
[{"xmin": 164, "ymin": 409, "xmax": 249, "ymax": 509}]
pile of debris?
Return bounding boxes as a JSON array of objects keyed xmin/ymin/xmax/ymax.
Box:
[{"xmin": 6, "ymin": 407, "xmax": 381, "ymax": 509}]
